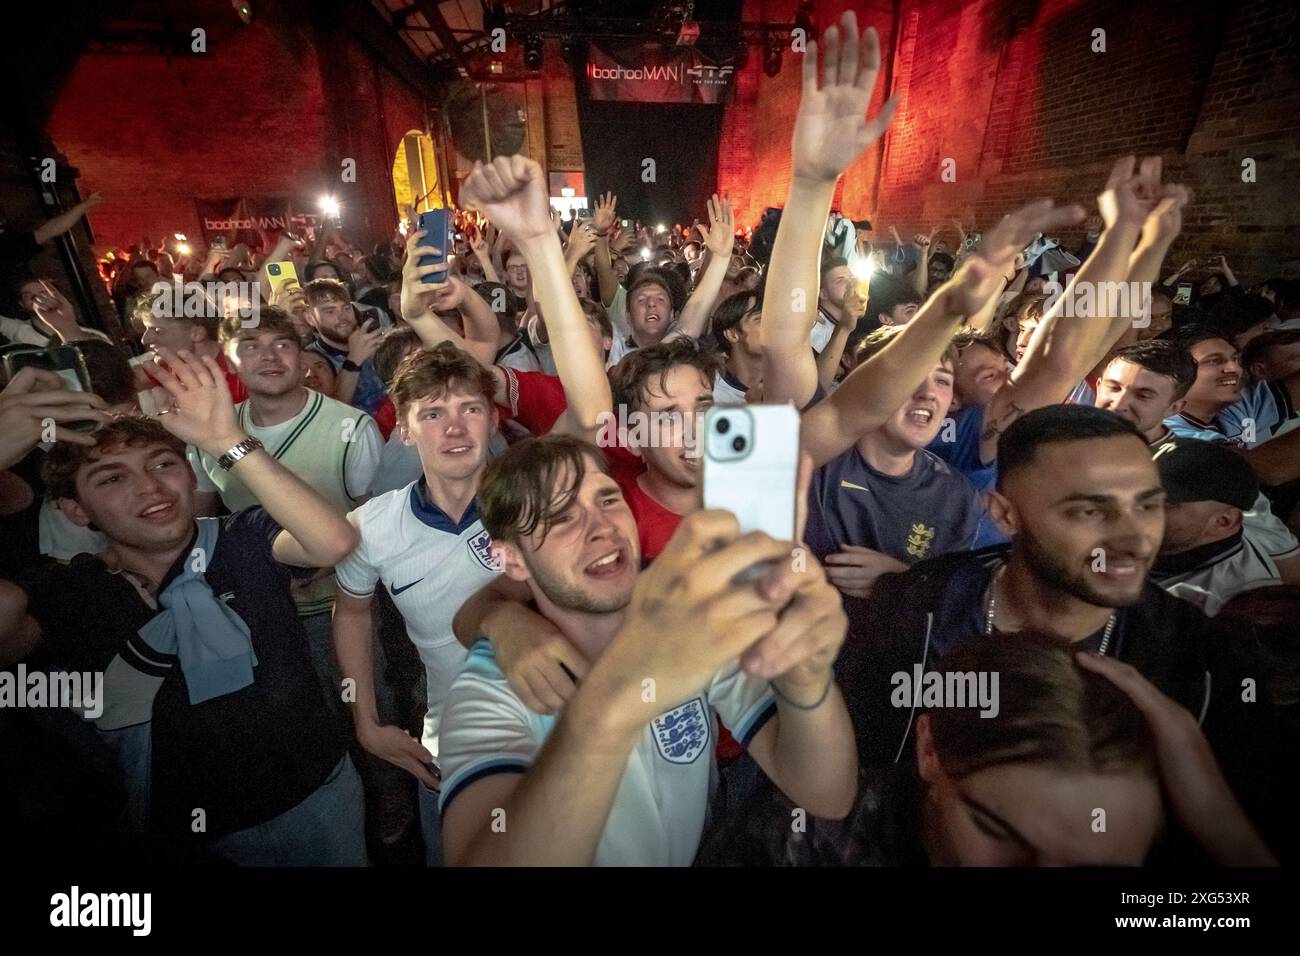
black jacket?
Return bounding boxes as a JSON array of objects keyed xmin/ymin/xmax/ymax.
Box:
[{"xmin": 836, "ymin": 546, "xmax": 1300, "ymax": 860}]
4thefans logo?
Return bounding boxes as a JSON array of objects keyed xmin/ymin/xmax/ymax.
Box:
[{"xmin": 685, "ymin": 64, "xmax": 734, "ymax": 86}]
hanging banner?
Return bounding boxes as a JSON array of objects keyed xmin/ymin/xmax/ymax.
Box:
[
  {"xmin": 194, "ymin": 197, "xmax": 321, "ymax": 250},
  {"xmin": 586, "ymin": 42, "xmax": 735, "ymax": 104}
]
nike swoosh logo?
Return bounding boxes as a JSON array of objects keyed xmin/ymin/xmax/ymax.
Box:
[
  {"xmin": 840, "ymin": 480, "xmax": 869, "ymax": 492},
  {"xmin": 391, "ymin": 578, "xmax": 425, "ymax": 595}
]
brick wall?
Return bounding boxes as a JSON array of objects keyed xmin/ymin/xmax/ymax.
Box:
[
  {"xmin": 45, "ymin": 0, "xmax": 428, "ymax": 252},
  {"xmin": 720, "ymin": 0, "xmax": 1300, "ymax": 281}
]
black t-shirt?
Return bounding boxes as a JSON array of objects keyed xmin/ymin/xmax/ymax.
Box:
[{"xmin": 26, "ymin": 508, "xmax": 344, "ymax": 840}]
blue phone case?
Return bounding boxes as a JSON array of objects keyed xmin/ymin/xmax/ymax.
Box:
[{"xmin": 417, "ymin": 210, "xmax": 451, "ymax": 271}]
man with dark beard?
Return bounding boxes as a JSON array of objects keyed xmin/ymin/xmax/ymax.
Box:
[{"xmin": 835, "ymin": 404, "xmax": 1298, "ymax": 858}]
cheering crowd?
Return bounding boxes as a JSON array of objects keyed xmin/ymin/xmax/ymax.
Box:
[{"xmin": 2, "ymin": 12, "xmax": 1299, "ymax": 868}]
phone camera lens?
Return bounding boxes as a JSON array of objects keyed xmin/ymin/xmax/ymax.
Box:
[
  {"xmin": 732, "ymin": 436, "xmax": 747, "ymax": 453},
  {"xmin": 715, "ymin": 417, "xmax": 731, "ymax": 435}
]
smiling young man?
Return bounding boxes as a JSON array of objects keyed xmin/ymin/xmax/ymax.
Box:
[
  {"xmin": 438, "ymin": 435, "xmax": 856, "ymax": 866},
  {"xmin": 1094, "ymin": 339, "xmax": 1300, "ymax": 586},
  {"xmin": 188, "ymin": 308, "xmax": 381, "ymax": 675},
  {"xmin": 303, "ymin": 277, "xmax": 389, "ymax": 416},
  {"xmin": 13, "ymin": 350, "xmax": 364, "ymax": 865},
  {"xmin": 139, "ymin": 303, "xmax": 246, "ymax": 402},
  {"xmin": 835, "ymin": 405, "xmax": 1295, "ymax": 850},
  {"xmin": 805, "ymin": 327, "xmax": 982, "ymax": 599},
  {"xmin": 331, "ymin": 153, "xmax": 611, "ymax": 865},
  {"xmin": 1164, "ymin": 325, "xmax": 1300, "ymax": 447}
]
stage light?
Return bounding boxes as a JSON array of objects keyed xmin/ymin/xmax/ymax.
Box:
[
  {"xmin": 640, "ymin": 248, "xmax": 652, "ymax": 260},
  {"xmin": 524, "ymin": 35, "xmax": 543, "ymax": 71},
  {"xmin": 850, "ymin": 256, "xmax": 874, "ymax": 281},
  {"xmin": 320, "ymin": 196, "xmax": 340, "ymax": 219},
  {"xmin": 764, "ymin": 39, "xmax": 783, "ymax": 77},
  {"xmin": 231, "ymin": 0, "xmax": 253, "ymax": 25},
  {"xmin": 177, "ymin": 243, "xmax": 191, "ymax": 255},
  {"xmin": 174, "ymin": 232, "xmax": 187, "ymax": 241},
  {"xmin": 657, "ymin": 223, "xmax": 666, "ymax": 233}
]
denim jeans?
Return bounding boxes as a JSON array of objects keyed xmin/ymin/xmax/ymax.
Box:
[
  {"xmin": 208, "ymin": 755, "xmax": 368, "ymax": 866},
  {"xmin": 418, "ymin": 781, "xmax": 444, "ymax": 867}
]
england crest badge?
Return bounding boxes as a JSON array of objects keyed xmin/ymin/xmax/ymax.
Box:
[
  {"xmin": 467, "ymin": 529, "xmax": 502, "ymax": 571},
  {"xmin": 651, "ymin": 697, "xmax": 710, "ymax": 764}
]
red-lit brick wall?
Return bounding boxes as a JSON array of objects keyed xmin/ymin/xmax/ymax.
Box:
[
  {"xmin": 46, "ymin": 3, "xmax": 428, "ymax": 252},
  {"xmin": 720, "ymin": 0, "xmax": 1300, "ymax": 280}
]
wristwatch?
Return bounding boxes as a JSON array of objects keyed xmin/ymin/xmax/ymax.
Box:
[
  {"xmin": 217, "ymin": 436, "xmax": 265, "ymax": 471},
  {"xmin": 341, "ymin": 358, "xmax": 362, "ymax": 373}
]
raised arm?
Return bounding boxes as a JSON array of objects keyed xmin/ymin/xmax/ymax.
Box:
[
  {"xmin": 146, "ymin": 348, "xmax": 357, "ymax": 567},
  {"xmin": 563, "ymin": 220, "xmax": 596, "ymax": 278},
  {"xmin": 761, "ymin": 11, "xmax": 898, "ymax": 409},
  {"xmin": 800, "ymin": 198, "xmax": 1085, "ymax": 467},
  {"xmin": 33, "ymin": 193, "xmax": 102, "ymax": 246},
  {"xmin": 977, "ymin": 156, "xmax": 1181, "ymax": 463},
  {"xmin": 674, "ymin": 195, "xmax": 735, "ymax": 339},
  {"xmin": 590, "ymin": 192, "xmax": 621, "ymax": 308},
  {"xmin": 468, "ymin": 227, "xmax": 500, "ymax": 284},
  {"xmin": 909, "ymin": 226, "xmax": 939, "ymax": 297},
  {"xmin": 460, "ymin": 156, "xmax": 611, "ymax": 435}
]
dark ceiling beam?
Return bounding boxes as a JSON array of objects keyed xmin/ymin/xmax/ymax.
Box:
[
  {"xmin": 333, "ymin": 0, "xmax": 442, "ymax": 100},
  {"xmin": 413, "ymin": 1, "xmax": 476, "ymax": 78}
]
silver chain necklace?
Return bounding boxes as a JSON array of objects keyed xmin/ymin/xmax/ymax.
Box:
[{"xmin": 984, "ymin": 565, "xmax": 1116, "ymax": 655}]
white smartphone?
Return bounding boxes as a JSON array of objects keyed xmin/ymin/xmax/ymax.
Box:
[{"xmin": 701, "ymin": 403, "xmax": 800, "ymax": 542}]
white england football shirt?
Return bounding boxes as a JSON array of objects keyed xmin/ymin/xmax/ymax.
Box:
[
  {"xmin": 335, "ymin": 479, "xmax": 501, "ymax": 756},
  {"xmin": 439, "ymin": 640, "xmax": 777, "ymax": 866},
  {"xmin": 1156, "ymin": 531, "xmax": 1280, "ymax": 617}
]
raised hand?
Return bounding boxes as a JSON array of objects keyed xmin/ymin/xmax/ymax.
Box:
[
  {"xmin": 738, "ymin": 548, "xmax": 849, "ymax": 700},
  {"xmin": 791, "ymin": 10, "xmax": 898, "ymax": 184},
  {"xmin": 947, "ymin": 198, "xmax": 1085, "ymax": 316},
  {"xmin": 400, "ymin": 227, "xmax": 451, "ymax": 320},
  {"xmin": 425, "ymin": 274, "xmax": 470, "ymax": 314},
  {"xmin": 31, "ymin": 283, "xmax": 83, "ymax": 341},
  {"xmin": 602, "ymin": 510, "xmax": 797, "ymax": 720},
  {"xmin": 1142, "ymin": 183, "xmax": 1191, "ymax": 248},
  {"xmin": 566, "ymin": 220, "xmax": 597, "ymax": 261},
  {"xmin": 146, "ymin": 348, "xmax": 243, "ymax": 457},
  {"xmin": 346, "ymin": 319, "xmax": 384, "ymax": 366},
  {"xmin": 1097, "ymin": 155, "xmax": 1163, "ymax": 231},
  {"xmin": 697, "ymin": 194, "xmax": 735, "ymax": 257},
  {"xmin": 0, "ymin": 367, "xmax": 109, "ymax": 467},
  {"xmin": 460, "ymin": 155, "xmax": 554, "ymax": 244},
  {"xmin": 609, "ymin": 225, "xmax": 632, "ymax": 257},
  {"xmin": 592, "ymin": 191, "xmax": 618, "ymax": 235}
]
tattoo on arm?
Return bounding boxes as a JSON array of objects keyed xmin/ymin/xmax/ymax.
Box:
[{"xmin": 980, "ymin": 401, "xmax": 1026, "ymax": 442}]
